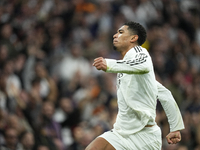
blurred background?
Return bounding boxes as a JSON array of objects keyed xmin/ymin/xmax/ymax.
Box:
[{"xmin": 0, "ymin": 0, "xmax": 199, "ymax": 150}]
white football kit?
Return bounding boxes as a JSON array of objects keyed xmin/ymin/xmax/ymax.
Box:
[{"xmin": 99, "ymin": 46, "xmax": 184, "ymax": 150}]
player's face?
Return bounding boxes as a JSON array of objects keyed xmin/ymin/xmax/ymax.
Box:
[{"xmin": 113, "ymin": 25, "xmax": 133, "ymax": 52}]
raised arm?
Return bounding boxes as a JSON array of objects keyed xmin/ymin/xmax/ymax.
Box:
[
  {"xmin": 93, "ymin": 49, "xmax": 152, "ymax": 74},
  {"xmin": 157, "ymin": 81, "xmax": 185, "ymax": 144}
]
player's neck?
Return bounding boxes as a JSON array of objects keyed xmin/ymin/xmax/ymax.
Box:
[
  {"xmin": 121, "ymin": 50, "xmax": 129, "ymax": 58},
  {"xmin": 121, "ymin": 44, "xmax": 139, "ymax": 58}
]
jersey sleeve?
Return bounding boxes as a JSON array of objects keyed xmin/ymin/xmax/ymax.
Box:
[
  {"xmin": 105, "ymin": 51, "xmax": 151, "ymax": 74},
  {"xmin": 157, "ymin": 81, "xmax": 185, "ymax": 132}
]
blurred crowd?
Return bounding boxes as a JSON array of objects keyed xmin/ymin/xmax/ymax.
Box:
[{"xmin": 0, "ymin": 0, "xmax": 199, "ymax": 150}]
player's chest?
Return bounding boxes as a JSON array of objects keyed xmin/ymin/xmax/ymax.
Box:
[{"xmin": 117, "ymin": 73, "xmax": 131, "ymax": 89}]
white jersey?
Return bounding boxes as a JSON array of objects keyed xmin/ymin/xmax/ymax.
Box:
[{"xmin": 105, "ymin": 46, "xmax": 184, "ymax": 136}]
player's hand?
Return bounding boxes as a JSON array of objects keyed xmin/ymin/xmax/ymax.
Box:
[
  {"xmin": 166, "ymin": 130, "xmax": 181, "ymax": 144},
  {"xmin": 93, "ymin": 57, "xmax": 107, "ymax": 72}
]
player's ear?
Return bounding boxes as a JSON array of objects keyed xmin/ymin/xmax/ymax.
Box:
[{"xmin": 130, "ymin": 35, "xmax": 138, "ymax": 43}]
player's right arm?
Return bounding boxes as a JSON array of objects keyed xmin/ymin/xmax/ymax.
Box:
[{"xmin": 157, "ymin": 81, "xmax": 185, "ymax": 144}]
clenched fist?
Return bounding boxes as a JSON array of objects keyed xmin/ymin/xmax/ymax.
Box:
[
  {"xmin": 166, "ymin": 130, "xmax": 181, "ymax": 144},
  {"xmin": 93, "ymin": 57, "xmax": 107, "ymax": 72}
]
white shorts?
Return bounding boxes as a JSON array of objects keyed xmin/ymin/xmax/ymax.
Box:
[{"xmin": 98, "ymin": 125, "xmax": 162, "ymax": 150}]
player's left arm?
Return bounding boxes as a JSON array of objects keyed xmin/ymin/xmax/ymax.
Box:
[
  {"xmin": 93, "ymin": 57, "xmax": 107, "ymax": 71},
  {"xmin": 93, "ymin": 52, "xmax": 151, "ymax": 74}
]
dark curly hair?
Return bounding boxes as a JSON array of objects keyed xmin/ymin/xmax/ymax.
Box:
[{"xmin": 124, "ymin": 21, "xmax": 147, "ymax": 46}]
